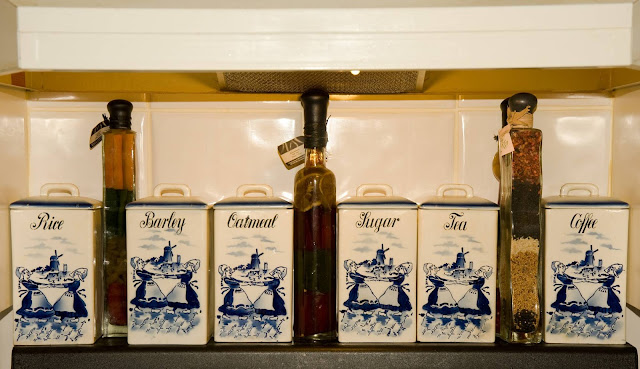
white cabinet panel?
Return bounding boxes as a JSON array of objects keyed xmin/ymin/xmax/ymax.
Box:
[{"xmin": 10, "ymin": 1, "xmax": 638, "ymax": 70}]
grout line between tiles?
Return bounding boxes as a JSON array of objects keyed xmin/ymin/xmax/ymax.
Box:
[
  {"xmin": 149, "ymin": 106, "xmax": 613, "ymax": 112},
  {"xmin": 145, "ymin": 101, "xmax": 153, "ymax": 199},
  {"xmin": 27, "ymin": 103, "xmax": 612, "ymax": 113},
  {"xmin": 149, "ymin": 108, "xmax": 458, "ymax": 114},
  {"xmin": 26, "ymin": 106, "xmax": 613, "ymax": 115},
  {"xmin": 608, "ymin": 99, "xmax": 615, "ymax": 197},
  {"xmin": 457, "ymin": 106, "xmax": 613, "ymax": 112},
  {"xmin": 453, "ymin": 97, "xmax": 461, "ymax": 184},
  {"xmin": 25, "ymin": 101, "xmax": 32, "ymax": 198},
  {"xmin": 138, "ymin": 105, "xmax": 153, "ymax": 198},
  {"xmin": 27, "ymin": 107, "xmax": 151, "ymax": 113}
]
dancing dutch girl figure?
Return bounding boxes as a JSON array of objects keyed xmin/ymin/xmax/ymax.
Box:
[
  {"xmin": 550, "ymin": 261, "xmax": 587, "ymax": 315},
  {"xmin": 218, "ymin": 265, "xmax": 254, "ymax": 316},
  {"xmin": 15, "ymin": 267, "xmax": 55, "ymax": 320},
  {"xmin": 130, "ymin": 257, "xmax": 168, "ymax": 310},
  {"xmin": 378, "ymin": 263, "xmax": 413, "ymax": 312},
  {"xmin": 343, "ymin": 260, "xmax": 379, "ymax": 311},
  {"xmin": 53, "ymin": 268, "xmax": 89, "ymax": 320},
  {"xmin": 254, "ymin": 266, "xmax": 287, "ymax": 316},
  {"xmin": 167, "ymin": 259, "xmax": 201, "ymax": 311},
  {"xmin": 457, "ymin": 266, "xmax": 492, "ymax": 316},
  {"xmin": 422, "ymin": 263, "xmax": 458, "ymax": 315},
  {"xmin": 587, "ymin": 263, "xmax": 624, "ymax": 316}
]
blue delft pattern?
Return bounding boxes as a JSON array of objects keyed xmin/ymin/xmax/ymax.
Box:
[
  {"xmin": 340, "ymin": 245, "xmax": 414, "ymax": 337},
  {"xmin": 15, "ymin": 250, "xmax": 90, "ymax": 342},
  {"xmin": 217, "ymin": 245, "xmax": 288, "ymax": 340},
  {"xmin": 547, "ymin": 244, "xmax": 624, "ymax": 340},
  {"xmin": 129, "ymin": 241, "xmax": 202, "ymax": 335},
  {"xmin": 420, "ymin": 248, "xmax": 493, "ymax": 340}
]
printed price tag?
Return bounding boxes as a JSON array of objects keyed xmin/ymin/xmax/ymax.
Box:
[
  {"xmin": 277, "ymin": 136, "xmax": 305, "ymax": 170},
  {"xmin": 89, "ymin": 115, "xmax": 110, "ymax": 149},
  {"xmin": 498, "ymin": 125, "xmax": 514, "ymax": 157}
]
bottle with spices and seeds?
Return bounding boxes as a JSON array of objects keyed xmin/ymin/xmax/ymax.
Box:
[
  {"xmin": 102, "ymin": 99, "xmax": 136, "ymax": 337},
  {"xmin": 497, "ymin": 93, "xmax": 543, "ymax": 344},
  {"xmin": 293, "ymin": 89, "xmax": 337, "ymax": 342}
]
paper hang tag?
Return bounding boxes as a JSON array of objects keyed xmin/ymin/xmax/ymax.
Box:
[
  {"xmin": 498, "ymin": 124, "xmax": 514, "ymax": 157},
  {"xmin": 89, "ymin": 114, "xmax": 110, "ymax": 150},
  {"xmin": 277, "ymin": 136, "xmax": 305, "ymax": 170}
]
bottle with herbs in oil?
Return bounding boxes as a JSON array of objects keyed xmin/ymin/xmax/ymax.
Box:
[
  {"xmin": 497, "ymin": 93, "xmax": 543, "ymax": 344},
  {"xmin": 293, "ymin": 89, "xmax": 337, "ymax": 342},
  {"xmin": 102, "ymin": 99, "xmax": 136, "ymax": 337}
]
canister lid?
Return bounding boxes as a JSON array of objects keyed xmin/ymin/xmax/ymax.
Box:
[
  {"xmin": 214, "ymin": 184, "xmax": 292, "ymax": 209},
  {"xmin": 126, "ymin": 184, "xmax": 209, "ymax": 209},
  {"xmin": 543, "ymin": 183, "xmax": 628, "ymax": 209},
  {"xmin": 420, "ymin": 184, "xmax": 498, "ymax": 210},
  {"xmin": 10, "ymin": 183, "xmax": 102, "ymax": 209},
  {"xmin": 338, "ymin": 184, "xmax": 416, "ymax": 209}
]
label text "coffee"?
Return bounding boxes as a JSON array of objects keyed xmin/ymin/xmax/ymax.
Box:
[{"xmin": 570, "ymin": 213, "xmax": 597, "ymax": 234}]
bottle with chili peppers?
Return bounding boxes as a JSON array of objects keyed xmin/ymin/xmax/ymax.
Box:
[{"xmin": 102, "ymin": 99, "xmax": 136, "ymax": 337}]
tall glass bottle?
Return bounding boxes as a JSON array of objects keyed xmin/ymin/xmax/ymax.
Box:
[
  {"xmin": 293, "ymin": 89, "xmax": 337, "ymax": 342},
  {"xmin": 102, "ymin": 99, "xmax": 136, "ymax": 337},
  {"xmin": 494, "ymin": 97, "xmax": 509, "ymax": 336},
  {"xmin": 498, "ymin": 93, "xmax": 543, "ymax": 343}
]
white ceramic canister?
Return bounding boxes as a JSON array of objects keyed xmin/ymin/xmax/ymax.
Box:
[
  {"xmin": 543, "ymin": 183, "xmax": 629, "ymax": 344},
  {"xmin": 337, "ymin": 184, "xmax": 417, "ymax": 343},
  {"xmin": 213, "ymin": 185, "xmax": 293, "ymax": 342},
  {"xmin": 126, "ymin": 184, "xmax": 213, "ymax": 345},
  {"xmin": 10, "ymin": 183, "xmax": 102, "ymax": 345},
  {"xmin": 417, "ymin": 184, "xmax": 498, "ymax": 343}
]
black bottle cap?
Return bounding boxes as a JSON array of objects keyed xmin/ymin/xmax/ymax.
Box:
[
  {"xmin": 508, "ymin": 92, "xmax": 538, "ymax": 114},
  {"xmin": 107, "ymin": 99, "xmax": 133, "ymax": 129},
  {"xmin": 500, "ymin": 98, "xmax": 509, "ymax": 127},
  {"xmin": 300, "ymin": 89, "xmax": 329, "ymax": 148}
]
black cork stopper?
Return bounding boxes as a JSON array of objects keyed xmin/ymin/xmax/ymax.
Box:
[
  {"xmin": 508, "ymin": 93, "xmax": 538, "ymax": 114},
  {"xmin": 300, "ymin": 89, "xmax": 329, "ymax": 148},
  {"xmin": 107, "ymin": 99, "xmax": 133, "ymax": 130}
]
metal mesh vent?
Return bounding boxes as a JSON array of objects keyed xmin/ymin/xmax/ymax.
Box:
[{"xmin": 217, "ymin": 71, "xmax": 425, "ymax": 94}]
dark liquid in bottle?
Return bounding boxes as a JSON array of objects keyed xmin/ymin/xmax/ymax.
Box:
[
  {"xmin": 104, "ymin": 187, "xmax": 134, "ymax": 326},
  {"xmin": 293, "ymin": 205, "xmax": 337, "ymax": 341}
]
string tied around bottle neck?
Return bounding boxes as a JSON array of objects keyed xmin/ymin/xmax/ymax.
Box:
[{"xmin": 507, "ymin": 106, "xmax": 534, "ymax": 128}]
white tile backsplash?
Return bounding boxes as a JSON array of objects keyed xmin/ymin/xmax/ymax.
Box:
[
  {"xmin": 151, "ymin": 109, "xmax": 300, "ymax": 202},
  {"xmin": 459, "ymin": 110, "xmax": 502, "ymax": 203},
  {"xmin": 330, "ymin": 110, "xmax": 455, "ymax": 202},
  {"xmin": 26, "ymin": 97, "xmax": 612, "ymax": 207},
  {"xmin": 459, "ymin": 108, "xmax": 612, "ymax": 202},
  {"xmin": 29, "ymin": 110, "xmax": 147, "ymax": 201},
  {"xmin": 536, "ymin": 110, "xmax": 611, "ymax": 197}
]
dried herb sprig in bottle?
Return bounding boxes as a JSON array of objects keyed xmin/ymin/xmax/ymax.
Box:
[
  {"xmin": 103, "ymin": 100, "xmax": 136, "ymax": 337},
  {"xmin": 293, "ymin": 89, "xmax": 337, "ymax": 342},
  {"xmin": 498, "ymin": 93, "xmax": 543, "ymax": 344}
]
